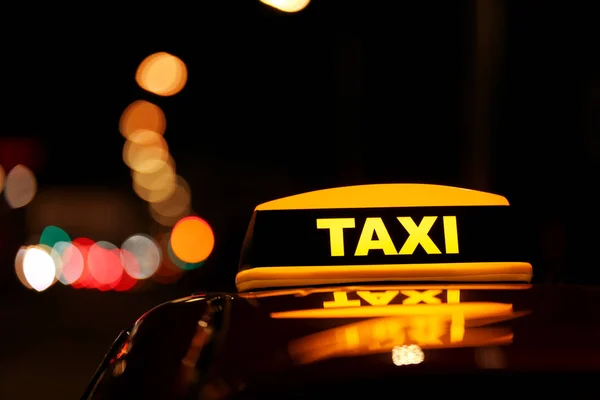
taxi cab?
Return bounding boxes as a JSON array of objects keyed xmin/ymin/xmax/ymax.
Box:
[{"xmin": 82, "ymin": 184, "xmax": 600, "ymax": 399}]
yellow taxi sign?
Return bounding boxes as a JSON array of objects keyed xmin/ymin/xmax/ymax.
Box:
[
  {"xmin": 255, "ymin": 183, "xmax": 509, "ymax": 210},
  {"xmin": 236, "ymin": 184, "xmax": 532, "ymax": 291}
]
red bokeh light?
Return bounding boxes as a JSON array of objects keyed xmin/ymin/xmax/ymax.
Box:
[
  {"xmin": 115, "ymin": 249, "xmax": 140, "ymax": 291},
  {"xmin": 71, "ymin": 238, "xmax": 97, "ymax": 289},
  {"xmin": 88, "ymin": 242, "xmax": 123, "ymax": 290}
]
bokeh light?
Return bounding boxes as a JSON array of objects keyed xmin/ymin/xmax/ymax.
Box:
[
  {"xmin": 134, "ymin": 182, "xmax": 177, "ymax": 204},
  {"xmin": 4, "ymin": 164, "xmax": 37, "ymax": 209},
  {"xmin": 13, "ymin": 228, "xmax": 180, "ymax": 292},
  {"xmin": 152, "ymin": 233, "xmax": 185, "ymax": 284},
  {"xmin": 170, "ymin": 216, "xmax": 215, "ymax": 263},
  {"xmin": 87, "ymin": 241, "xmax": 123, "ymax": 291},
  {"xmin": 70, "ymin": 238, "xmax": 95, "ymax": 289},
  {"xmin": 115, "ymin": 249, "xmax": 141, "ymax": 292},
  {"xmin": 22, "ymin": 245, "xmax": 56, "ymax": 292},
  {"xmin": 51, "ymin": 241, "xmax": 84, "ymax": 285},
  {"xmin": 168, "ymin": 239, "xmax": 205, "ymax": 271},
  {"xmin": 14, "ymin": 247, "xmax": 32, "ymax": 289},
  {"xmin": 40, "ymin": 225, "xmax": 71, "ymax": 248},
  {"xmin": 121, "ymin": 234, "xmax": 161, "ymax": 279},
  {"xmin": 260, "ymin": 0, "xmax": 311, "ymax": 13},
  {"xmin": 136, "ymin": 52, "xmax": 188, "ymax": 97},
  {"xmin": 132, "ymin": 156, "xmax": 176, "ymax": 191},
  {"xmin": 123, "ymin": 130, "xmax": 170, "ymax": 174},
  {"xmin": 11, "ymin": 46, "xmax": 206, "ymax": 294},
  {"xmin": 149, "ymin": 176, "xmax": 192, "ymax": 226},
  {"xmin": 119, "ymin": 100, "xmax": 166, "ymax": 139}
]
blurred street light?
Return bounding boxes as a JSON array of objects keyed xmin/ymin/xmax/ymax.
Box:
[
  {"xmin": 4, "ymin": 164, "xmax": 37, "ymax": 209},
  {"xmin": 260, "ymin": 0, "xmax": 310, "ymax": 13},
  {"xmin": 119, "ymin": 100, "xmax": 166, "ymax": 139},
  {"xmin": 136, "ymin": 52, "xmax": 188, "ymax": 97}
]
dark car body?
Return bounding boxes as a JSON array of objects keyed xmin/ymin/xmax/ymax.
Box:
[{"xmin": 83, "ymin": 283, "xmax": 600, "ymax": 399}]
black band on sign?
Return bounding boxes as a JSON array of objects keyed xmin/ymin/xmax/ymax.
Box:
[{"xmin": 239, "ymin": 206, "xmax": 526, "ymax": 271}]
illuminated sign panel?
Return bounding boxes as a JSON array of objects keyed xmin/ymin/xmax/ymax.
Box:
[
  {"xmin": 236, "ymin": 184, "xmax": 532, "ymax": 291},
  {"xmin": 244, "ymin": 206, "xmax": 523, "ymax": 268}
]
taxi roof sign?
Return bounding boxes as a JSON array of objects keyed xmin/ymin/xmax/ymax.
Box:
[
  {"xmin": 237, "ymin": 184, "xmax": 532, "ymax": 291},
  {"xmin": 255, "ymin": 184, "xmax": 509, "ymax": 210}
]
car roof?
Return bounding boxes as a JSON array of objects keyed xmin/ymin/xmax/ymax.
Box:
[{"xmin": 85, "ymin": 283, "xmax": 600, "ymax": 399}]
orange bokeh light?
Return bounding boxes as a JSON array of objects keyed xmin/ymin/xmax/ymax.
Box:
[
  {"xmin": 170, "ymin": 216, "xmax": 215, "ymax": 263},
  {"xmin": 119, "ymin": 100, "xmax": 166, "ymax": 139},
  {"xmin": 136, "ymin": 52, "xmax": 187, "ymax": 97}
]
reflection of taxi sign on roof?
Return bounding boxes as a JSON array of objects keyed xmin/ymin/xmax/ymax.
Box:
[
  {"xmin": 236, "ymin": 184, "xmax": 533, "ymax": 291},
  {"xmin": 283, "ymin": 287, "xmax": 527, "ymax": 365}
]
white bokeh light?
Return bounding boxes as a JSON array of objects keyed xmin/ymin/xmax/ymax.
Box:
[
  {"xmin": 121, "ymin": 234, "xmax": 161, "ymax": 279},
  {"xmin": 51, "ymin": 241, "xmax": 84, "ymax": 285},
  {"xmin": 260, "ymin": 0, "xmax": 310, "ymax": 13},
  {"xmin": 23, "ymin": 246, "xmax": 57, "ymax": 292}
]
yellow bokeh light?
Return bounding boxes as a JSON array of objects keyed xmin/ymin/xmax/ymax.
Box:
[
  {"xmin": 133, "ymin": 182, "xmax": 177, "ymax": 203},
  {"xmin": 149, "ymin": 176, "xmax": 192, "ymax": 226},
  {"xmin": 136, "ymin": 52, "xmax": 188, "ymax": 97},
  {"xmin": 119, "ymin": 100, "xmax": 166, "ymax": 139},
  {"xmin": 132, "ymin": 156, "xmax": 176, "ymax": 191},
  {"xmin": 133, "ymin": 178, "xmax": 177, "ymax": 203},
  {"xmin": 170, "ymin": 216, "xmax": 215, "ymax": 263},
  {"xmin": 260, "ymin": 0, "xmax": 310, "ymax": 13},
  {"xmin": 123, "ymin": 130, "xmax": 170, "ymax": 174}
]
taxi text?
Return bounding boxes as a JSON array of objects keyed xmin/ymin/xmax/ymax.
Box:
[{"xmin": 317, "ymin": 216, "xmax": 459, "ymax": 257}]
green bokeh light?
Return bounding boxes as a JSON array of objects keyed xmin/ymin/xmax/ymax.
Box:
[{"xmin": 40, "ymin": 225, "xmax": 71, "ymax": 248}]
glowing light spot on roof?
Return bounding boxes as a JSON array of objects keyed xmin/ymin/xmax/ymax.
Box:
[{"xmin": 392, "ymin": 345, "xmax": 424, "ymax": 366}]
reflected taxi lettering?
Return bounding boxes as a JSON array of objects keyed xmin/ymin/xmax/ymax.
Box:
[
  {"xmin": 321, "ymin": 290, "xmax": 465, "ymax": 345},
  {"xmin": 322, "ymin": 289, "xmax": 461, "ymax": 308},
  {"xmin": 316, "ymin": 216, "xmax": 459, "ymax": 257},
  {"xmin": 293, "ymin": 289, "xmax": 466, "ymax": 352}
]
